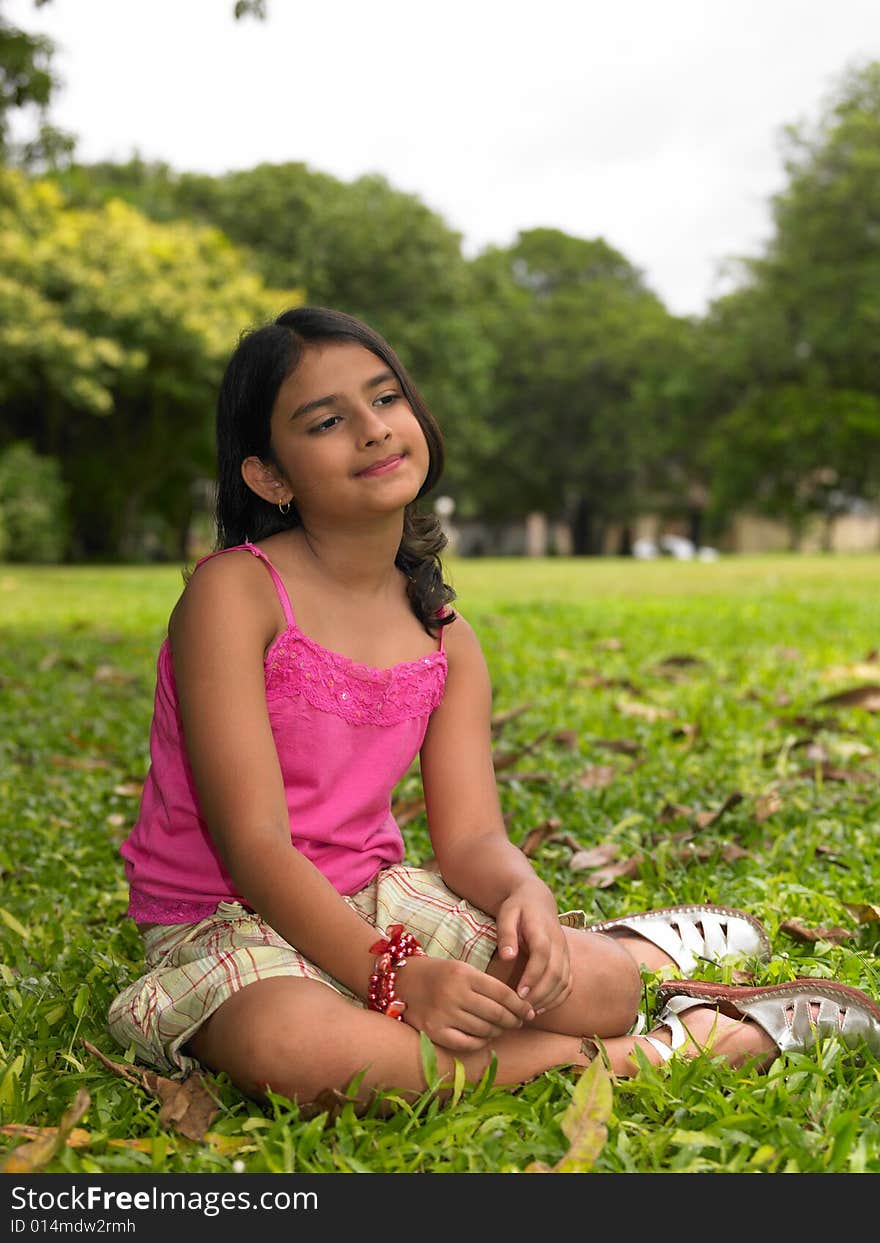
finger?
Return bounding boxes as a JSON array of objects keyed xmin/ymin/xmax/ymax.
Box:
[
  {"xmin": 514, "ymin": 937, "xmax": 552, "ymax": 1000},
  {"xmin": 494, "ymin": 907, "xmax": 521, "ymax": 963},
  {"xmin": 474, "ymin": 974, "xmax": 535, "ymax": 1021}
]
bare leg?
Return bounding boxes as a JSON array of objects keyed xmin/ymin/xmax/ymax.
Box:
[{"xmin": 186, "ymin": 977, "xmax": 592, "ymax": 1107}]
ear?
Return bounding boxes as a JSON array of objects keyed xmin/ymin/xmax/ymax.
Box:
[{"xmin": 241, "ymin": 456, "xmax": 292, "ymax": 506}]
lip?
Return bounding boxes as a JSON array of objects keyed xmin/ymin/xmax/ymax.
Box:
[{"xmin": 356, "ymin": 454, "xmax": 405, "ymax": 478}]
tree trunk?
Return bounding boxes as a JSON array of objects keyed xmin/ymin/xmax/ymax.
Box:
[{"xmin": 570, "ymin": 496, "xmax": 603, "ymax": 555}]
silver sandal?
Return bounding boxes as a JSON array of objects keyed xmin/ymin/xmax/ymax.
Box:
[
  {"xmin": 646, "ymin": 978, "xmax": 880, "ymax": 1061},
  {"xmin": 587, "ymin": 904, "xmax": 771, "ymax": 974}
]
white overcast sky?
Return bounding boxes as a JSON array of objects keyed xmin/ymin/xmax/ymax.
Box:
[{"xmin": 7, "ymin": 0, "xmax": 880, "ymax": 316}]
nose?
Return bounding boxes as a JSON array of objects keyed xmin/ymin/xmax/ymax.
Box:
[{"xmin": 356, "ymin": 402, "xmax": 393, "ymax": 448}]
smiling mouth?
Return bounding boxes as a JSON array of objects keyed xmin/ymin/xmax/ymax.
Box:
[{"xmin": 357, "ymin": 454, "xmax": 405, "ymax": 477}]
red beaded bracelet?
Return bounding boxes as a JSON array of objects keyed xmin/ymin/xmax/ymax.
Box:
[{"xmin": 367, "ymin": 923, "xmax": 426, "ymax": 1020}]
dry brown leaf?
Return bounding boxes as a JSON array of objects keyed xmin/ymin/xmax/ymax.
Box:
[
  {"xmin": 48, "ymin": 755, "xmax": 112, "ymax": 770},
  {"xmin": 548, "ymin": 831, "xmax": 588, "ymax": 852},
  {"xmin": 299, "ymin": 1088, "xmax": 352, "ymax": 1123},
  {"xmin": 595, "ymin": 637, "xmax": 624, "ymax": 650},
  {"xmin": 577, "ymin": 765, "xmax": 616, "ymax": 790},
  {"xmin": 595, "ymin": 738, "xmax": 641, "ymax": 756},
  {"xmin": 82, "ymin": 1041, "xmax": 218, "ymax": 1141},
  {"xmin": 754, "ymin": 791, "xmax": 783, "ymax": 822},
  {"xmin": 568, "ymin": 843, "xmax": 621, "ymax": 872},
  {"xmin": 779, "ymin": 919, "xmax": 854, "ymax": 945},
  {"xmin": 490, "ymin": 703, "xmax": 534, "ymax": 735},
  {"xmin": 804, "ymin": 763, "xmax": 873, "ymax": 784},
  {"xmin": 113, "ymin": 781, "xmax": 145, "ymax": 798},
  {"xmin": 670, "ymin": 723, "xmax": 699, "ymax": 740},
  {"xmin": 815, "ymin": 683, "xmax": 880, "ymax": 711},
  {"xmin": 552, "ymin": 729, "xmax": 579, "ymax": 749},
  {"xmin": 731, "ymin": 968, "xmax": 757, "ymax": 984},
  {"xmin": 142, "ymin": 1072, "xmax": 219, "ymax": 1142},
  {"xmin": 519, "ymin": 818, "xmax": 562, "ymax": 857},
  {"xmin": 587, "ymin": 855, "xmax": 644, "ymax": 889},
  {"xmin": 390, "ymin": 796, "xmax": 426, "ymax": 827},
  {"xmin": 93, "ymin": 664, "xmax": 135, "ymax": 684},
  {"xmin": 775, "ymin": 646, "xmax": 802, "ymax": 661},
  {"xmin": 0, "ymin": 1090, "xmax": 90, "ymax": 1173},
  {"xmin": 616, "ymin": 699, "xmax": 674, "ymax": 722},
  {"xmin": 842, "ymin": 902, "xmax": 880, "ymax": 924},
  {"xmin": 0, "ymin": 1124, "xmax": 92, "ymax": 1150},
  {"xmin": 492, "ymin": 731, "xmax": 548, "ymax": 772},
  {"xmin": 659, "ymin": 801, "xmax": 694, "ymax": 822},
  {"xmin": 694, "ymin": 791, "xmax": 744, "ymax": 829},
  {"xmin": 721, "ymin": 842, "xmax": 752, "ymax": 862}
]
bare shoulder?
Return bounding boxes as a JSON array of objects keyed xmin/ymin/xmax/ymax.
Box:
[
  {"xmin": 442, "ymin": 610, "xmax": 487, "ymax": 666},
  {"xmin": 169, "ymin": 549, "xmax": 283, "ymax": 652}
]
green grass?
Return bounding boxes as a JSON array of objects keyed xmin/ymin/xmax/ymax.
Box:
[{"xmin": 1, "ymin": 553, "xmax": 880, "ymax": 1173}]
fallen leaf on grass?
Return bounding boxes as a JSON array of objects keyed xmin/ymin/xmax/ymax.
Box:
[
  {"xmin": 694, "ymin": 791, "xmax": 744, "ymax": 829},
  {"xmin": 492, "ymin": 732, "xmax": 548, "ymax": 772},
  {"xmin": 581, "ymin": 675, "xmax": 643, "ymax": 693},
  {"xmin": 82, "ymin": 1041, "xmax": 218, "ymax": 1141},
  {"xmin": 659, "ymin": 802, "xmax": 694, "ymax": 822},
  {"xmin": 754, "ymin": 791, "xmax": 783, "ymax": 822},
  {"xmin": 519, "ymin": 818, "xmax": 562, "ymax": 857},
  {"xmin": 1, "ymin": 1089, "xmax": 90, "ymax": 1173},
  {"xmin": 587, "ymin": 855, "xmax": 644, "ymax": 888},
  {"xmin": 814, "ymin": 684, "xmax": 880, "ymax": 711},
  {"xmin": 779, "ymin": 919, "xmax": 854, "ymax": 945},
  {"xmin": 93, "ymin": 664, "xmax": 137, "ymax": 684},
  {"xmin": 775, "ymin": 646, "xmax": 802, "ymax": 661},
  {"xmin": 490, "ymin": 703, "xmax": 534, "ymax": 735},
  {"xmin": 113, "ymin": 781, "xmax": 145, "ymax": 798},
  {"xmin": 141, "ymin": 1073, "xmax": 218, "ymax": 1142},
  {"xmin": 49, "ymin": 755, "xmax": 112, "ymax": 771},
  {"xmin": 568, "ymin": 843, "xmax": 620, "ymax": 872},
  {"xmin": 525, "ymin": 1056, "xmax": 612, "ymax": 1173},
  {"xmin": 595, "ymin": 637, "xmax": 624, "ymax": 650},
  {"xmin": 842, "ymin": 902, "xmax": 880, "ymax": 924},
  {"xmin": 594, "ymin": 738, "xmax": 642, "ymax": 756},
  {"xmin": 616, "ymin": 699, "xmax": 674, "ymax": 723},
  {"xmin": 720, "ymin": 841, "xmax": 752, "ymax": 862},
  {"xmin": 802, "ymin": 763, "xmax": 873, "ymax": 784},
  {"xmin": 577, "ymin": 764, "xmax": 616, "ymax": 790},
  {"xmin": 552, "ymin": 729, "xmax": 579, "ymax": 749}
]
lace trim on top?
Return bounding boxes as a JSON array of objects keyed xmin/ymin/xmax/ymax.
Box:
[{"xmin": 265, "ymin": 625, "xmax": 447, "ymax": 726}]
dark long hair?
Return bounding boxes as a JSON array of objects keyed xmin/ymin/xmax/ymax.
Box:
[{"xmin": 215, "ymin": 306, "xmax": 456, "ymax": 635}]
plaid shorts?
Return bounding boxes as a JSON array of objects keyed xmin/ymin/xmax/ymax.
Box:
[{"xmin": 108, "ymin": 863, "xmax": 588, "ymax": 1076}]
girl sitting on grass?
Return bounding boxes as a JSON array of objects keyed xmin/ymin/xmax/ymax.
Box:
[{"xmin": 108, "ymin": 306, "xmax": 880, "ymax": 1105}]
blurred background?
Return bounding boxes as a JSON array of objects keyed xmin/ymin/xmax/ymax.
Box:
[{"xmin": 1, "ymin": 0, "xmax": 879, "ymax": 564}]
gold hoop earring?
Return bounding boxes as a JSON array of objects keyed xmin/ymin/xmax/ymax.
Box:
[{"xmin": 278, "ymin": 500, "xmax": 292, "ymax": 515}]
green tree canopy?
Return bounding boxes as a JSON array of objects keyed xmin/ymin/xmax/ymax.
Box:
[{"xmin": 0, "ymin": 168, "xmax": 301, "ymax": 558}]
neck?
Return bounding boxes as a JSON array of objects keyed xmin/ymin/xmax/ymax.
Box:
[{"xmin": 295, "ymin": 512, "xmax": 407, "ymax": 595}]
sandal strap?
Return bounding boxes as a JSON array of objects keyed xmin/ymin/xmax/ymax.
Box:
[{"xmin": 590, "ymin": 906, "xmax": 769, "ymax": 975}]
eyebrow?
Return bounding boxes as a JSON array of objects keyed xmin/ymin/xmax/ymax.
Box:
[{"xmin": 290, "ymin": 370, "xmax": 398, "ymax": 420}]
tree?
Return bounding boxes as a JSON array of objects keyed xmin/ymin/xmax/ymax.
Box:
[
  {"xmin": 0, "ymin": 2, "xmax": 73, "ymax": 168},
  {"xmin": 0, "ymin": 168, "xmax": 301, "ymax": 558},
  {"xmin": 53, "ymin": 158, "xmax": 498, "ymax": 502},
  {"xmin": 703, "ymin": 60, "xmax": 880, "ymax": 540},
  {"xmin": 469, "ymin": 228, "xmax": 690, "ymax": 553}
]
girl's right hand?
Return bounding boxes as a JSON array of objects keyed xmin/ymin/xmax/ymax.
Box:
[{"xmin": 393, "ymin": 955, "xmax": 535, "ymax": 1052}]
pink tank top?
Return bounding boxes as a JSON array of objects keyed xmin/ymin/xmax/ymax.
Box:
[{"xmin": 120, "ymin": 542, "xmax": 448, "ymax": 923}]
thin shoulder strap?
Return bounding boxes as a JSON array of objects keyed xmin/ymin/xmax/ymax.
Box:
[{"xmin": 193, "ymin": 542, "xmax": 296, "ymax": 628}]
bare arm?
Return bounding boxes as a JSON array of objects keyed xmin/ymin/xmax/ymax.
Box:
[
  {"xmin": 419, "ymin": 615, "xmax": 571, "ymax": 1010},
  {"xmin": 169, "ymin": 553, "xmax": 380, "ymax": 999}
]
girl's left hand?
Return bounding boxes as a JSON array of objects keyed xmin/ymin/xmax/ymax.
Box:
[{"xmin": 495, "ymin": 881, "xmax": 572, "ymax": 1015}]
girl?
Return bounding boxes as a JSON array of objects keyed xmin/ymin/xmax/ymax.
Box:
[{"xmin": 108, "ymin": 306, "xmax": 880, "ymax": 1107}]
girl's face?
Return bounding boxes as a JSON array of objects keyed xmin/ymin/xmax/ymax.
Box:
[{"xmin": 253, "ymin": 341, "xmax": 431, "ymax": 524}]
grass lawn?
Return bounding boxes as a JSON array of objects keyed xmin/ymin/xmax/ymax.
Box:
[{"xmin": 1, "ymin": 553, "xmax": 879, "ymax": 1174}]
